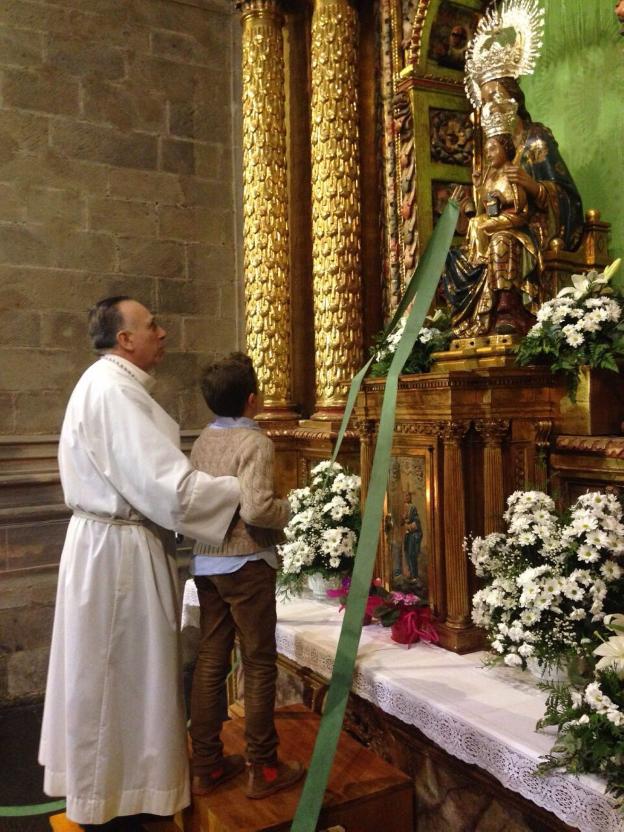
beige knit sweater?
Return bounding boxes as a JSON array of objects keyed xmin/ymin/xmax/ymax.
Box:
[{"xmin": 190, "ymin": 425, "xmax": 289, "ymax": 556}]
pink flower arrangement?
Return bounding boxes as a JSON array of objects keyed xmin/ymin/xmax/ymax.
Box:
[{"xmin": 327, "ymin": 580, "xmax": 438, "ymax": 647}]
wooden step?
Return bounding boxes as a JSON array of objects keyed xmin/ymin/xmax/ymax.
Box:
[
  {"xmin": 189, "ymin": 704, "xmax": 413, "ymax": 832},
  {"xmin": 49, "ymin": 812, "xmax": 183, "ymax": 832}
]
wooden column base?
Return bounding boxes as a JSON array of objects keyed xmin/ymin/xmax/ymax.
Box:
[{"xmin": 435, "ymin": 620, "xmax": 487, "ymax": 654}]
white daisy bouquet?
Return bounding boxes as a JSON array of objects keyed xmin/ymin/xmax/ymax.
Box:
[
  {"xmin": 369, "ymin": 308, "xmax": 452, "ymax": 377},
  {"xmin": 470, "ymin": 490, "xmax": 624, "ymax": 672},
  {"xmin": 277, "ymin": 461, "xmax": 361, "ymax": 596},
  {"xmin": 537, "ymin": 614, "xmax": 624, "ymax": 806},
  {"xmin": 516, "ymin": 259, "xmax": 623, "ymax": 400}
]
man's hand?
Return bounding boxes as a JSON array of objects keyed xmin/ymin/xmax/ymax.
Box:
[{"xmin": 504, "ymin": 165, "xmax": 540, "ymax": 198}]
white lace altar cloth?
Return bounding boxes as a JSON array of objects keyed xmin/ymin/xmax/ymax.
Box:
[{"xmin": 180, "ymin": 581, "xmax": 624, "ymax": 832}]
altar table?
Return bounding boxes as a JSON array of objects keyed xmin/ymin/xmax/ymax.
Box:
[{"xmin": 181, "ymin": 582, "xmax": 624, "ymax": 832}]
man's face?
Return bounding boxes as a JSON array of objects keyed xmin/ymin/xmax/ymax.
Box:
[{"xmin": 117, "ymin": 300, "xmax": 166, "ymax": 372}]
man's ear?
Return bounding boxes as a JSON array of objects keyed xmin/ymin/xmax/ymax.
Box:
[
  {"xmin": 117, "ymin": 329, "xmax": 133, "ymax": 351},
  {"xmin": 247, "ymin": 392, "xmax": 257, "ymax": 409}
]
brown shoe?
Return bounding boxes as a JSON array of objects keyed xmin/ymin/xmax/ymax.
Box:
[
  {"xmin": 246, "ymin": 759, "xmax": 305, "ymax": 800},
  {"xmin": 191, "ymin": 754, "xmax": 246, "ymax": 795}
]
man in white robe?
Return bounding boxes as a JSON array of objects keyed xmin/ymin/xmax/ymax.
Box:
[{"xmin": 39, "ymin": 297, "xmax": 241, "ymax": 828}]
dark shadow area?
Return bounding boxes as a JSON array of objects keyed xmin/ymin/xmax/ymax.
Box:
[{"xmin": 0, "ymin": 701, "xmax": 52, "ymax": 832}]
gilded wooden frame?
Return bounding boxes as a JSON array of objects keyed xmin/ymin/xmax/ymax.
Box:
[{"xmin": 377, "ymin": 441, "xmax": 441, "ymax": 614}]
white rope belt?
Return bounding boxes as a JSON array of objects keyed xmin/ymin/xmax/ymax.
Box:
[{"xmin": 72, "ymin": 509, "xmax": 146, "ymax": 527}]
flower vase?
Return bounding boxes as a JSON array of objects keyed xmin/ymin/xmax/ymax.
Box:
[
  {"xmin": 526, "ymin": 657, "xmax": 569, "ymax": 684},
  {"xmin": 390, "ymin": 607, "xmax": 438, "ymax": 648},
  {"xmin": 391, "ymin": 614, "xmax": 420, "ymax": 647},
  {"xmin": 306, "ymin": 572, "xmax": 342, "ymax": 601}
]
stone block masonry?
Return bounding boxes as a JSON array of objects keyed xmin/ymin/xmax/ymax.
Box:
[
  {"xmin": 0, "ymin": 0, "xmax": 244, "ymax": 704},
  {"xmin": 0, "ymin": 0, "xmax": 243, "ymax": 437}
]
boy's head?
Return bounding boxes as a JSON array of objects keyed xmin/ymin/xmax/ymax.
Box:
[{"xmin": 200, "ymin": 352, "xmax": 259, "ymax": 418}]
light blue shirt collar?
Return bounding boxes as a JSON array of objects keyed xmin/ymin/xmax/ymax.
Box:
[{"xmin": 209, "ymin": 416, "xmax": 259, "ymax": 430}]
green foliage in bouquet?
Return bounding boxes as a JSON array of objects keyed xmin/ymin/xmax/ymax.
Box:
[
  {"xmin": 537, "ymin": 669, "xmax": 624, "ymax": 803},
  {"xmin": 369, "ymin": 309, "xmax": 452, "ymax": 378},
  {"xmin": 537, "ymin": 614, "xmax": 624, "ymax": 806},
  {"xmin": 516, "ymin": 259, "xmax": 623, "ymax": 400}
]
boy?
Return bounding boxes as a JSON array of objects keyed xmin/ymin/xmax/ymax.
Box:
[{"xmin": 189, "ymin": 353, "xmax": 304, "ymax": 799}]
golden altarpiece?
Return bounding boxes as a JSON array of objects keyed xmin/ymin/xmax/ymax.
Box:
[
  {"xmin": 236, "ymin": 0, "xmax": 620, "ymax": 655},
  {"xmin": 231, "ymin": 0, "xmax": 623, "ymax": 827}
]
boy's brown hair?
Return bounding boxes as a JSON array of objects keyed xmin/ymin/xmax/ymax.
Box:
[{"xmin": 200, "ymin": 352, "xmax": 258, "ymax": 417}]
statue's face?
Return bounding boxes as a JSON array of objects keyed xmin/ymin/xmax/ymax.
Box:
[
  {"xmin": 485, "ymin": 137, "xmax": 507, "ymax": 168},
  {"xmin": 616, "ymin": 0, "xmax": 624, "ymax": 34},
  {"xmin": 480, "ymin": 80, "xmax": 505, "ymax": 105}
]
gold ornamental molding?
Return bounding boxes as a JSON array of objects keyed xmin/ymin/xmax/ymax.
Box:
[
  {"xmin": 310, "ymin": 0, "xmax": 364, "ymax": 417},
  {"xmin": 238, "ymin": 0, "xmax": 296, "ymax": 420},
  {"xmin": 555, "ymin": 436, "xmax": 624, "ymax": 459},
  {"xmin": 407, "ymin": 0, "xmax": 430, "ymax": 70},
  {"xmin": 266, "ymin": 428, "xmax": 360, "ymax": 441}
]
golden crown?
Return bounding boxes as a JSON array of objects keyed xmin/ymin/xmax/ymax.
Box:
[
  {"xmin": 465, "ymin": 0, "xmax": 545, "ymax": 109},
  {"xmin": 481, "ymin": 94, "xmax": 519, "ymax": 138}
]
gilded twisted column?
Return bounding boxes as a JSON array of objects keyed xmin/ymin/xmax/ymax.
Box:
[
  {"xmin": 442, "ymin": 421, "xmax": 471, "ymax": 629},
  {"xmin": 475, "ymin": 419, "xmax": 509, "ymax": 535},
  {"xmin": 239, "ymin": 0, "xmax": 295, "ymax": 420},
  {"xmin": 310, "ymin": 0, "xmax": 364, "ymax": 418}
]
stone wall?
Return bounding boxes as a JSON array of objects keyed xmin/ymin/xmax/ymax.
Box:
[
  {"xmin": 0, "ymin": 0, "xmax": 243, "ymax": 704},
  {"xmin": 0, "ymin": 0, "xmax": 243, "ymax": 434}
]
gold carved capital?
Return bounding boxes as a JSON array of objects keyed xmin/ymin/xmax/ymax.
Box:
[
  {"xmin": 240, "ymin": 0, "xmax": 294, "ymax": 416},
  {"xmin": 310, "ymin": 0, "xmax": 364, "ymax": 414},
  {"xmin": 237, "ymin": 0, "xmax": 283, "ymax": 23},
  {"xmin": 474, "ymin": 419, "xmax": 510, "ymax": 446},
  {"xmin": 441, "ymin": 420, "xmax": 470, "ymax": 444},
  {"xmin": 354, "ymin": 418, "xmax": 377, "ymax": 447}
]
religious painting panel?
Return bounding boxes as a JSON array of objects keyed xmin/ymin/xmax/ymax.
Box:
[
  {"xmin": 382, "ymin": 451, "xmax": 434, "ymax": 601},
  {"xmin": 426, "ymin": 0, "xmax": 478, "ymax": 73}
]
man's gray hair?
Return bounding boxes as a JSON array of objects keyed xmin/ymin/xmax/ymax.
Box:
[{"xmin": 88, "ymin": 296, "xmax": 131, "ymax": 351}]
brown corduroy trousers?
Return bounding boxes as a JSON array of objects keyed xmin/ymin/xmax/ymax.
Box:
[{"xmin": 190, "ymin": 560, "xmax": 279, "ymax": 774}]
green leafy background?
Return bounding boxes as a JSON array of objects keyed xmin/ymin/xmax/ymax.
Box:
[{"xmin": 520, "ymin": 0, "xmax": 624, "ymax": 263}]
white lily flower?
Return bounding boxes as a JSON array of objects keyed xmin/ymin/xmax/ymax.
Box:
[
  {"xmin": 594, "ymin": 635, "xmax": 624, "ymax": 678},
  {"xmin": 558, "ymin": 269, "xmax": 610, "ymax": 300},
  {"xmin": 603, "ymin": 258, "xmax": 622, "ymax": 281},
  {"xmin": 604, "ymin": 613, "xmax": 624, "ymax": 633}
]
